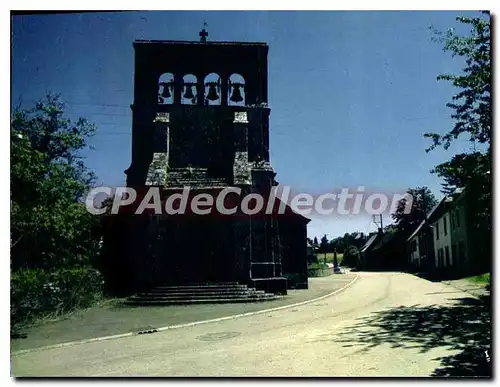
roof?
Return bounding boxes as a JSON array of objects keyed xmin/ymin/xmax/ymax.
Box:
[
  {"xmin": 360, "ymin": 233, "xmax": 379, "ymax": 253},
  {"xmin": 406, "ymin": 197, "xmax": 448, "ymax": 242},
  {"xmin": 272, "ymin": 198, "xmax": 311, "ymax": 223},
  {"xmin": 134, "ymin": 39, "xmax": 267, "ymax": 47},
  {"xmin": 373, "ymin": 231, "xmax": 401, "ymax": 251}
]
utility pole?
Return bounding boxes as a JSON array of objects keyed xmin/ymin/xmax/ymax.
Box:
[
  {"xmin": 373, "ymin": 214, "xmax": 383, "ymax": 234},
  {"xmin": 421, "ymin": 187, "xmax": 430, "ymax": 273}
]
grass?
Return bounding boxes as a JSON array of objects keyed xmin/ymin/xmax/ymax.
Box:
[
  {"xmin": 465, "ymin": 273, "xmax": 490, "ymax": 285},
  {"xmin": 315, "ymin": 252, "xmax": 344, "ymax": 264},
  {"xmin": 308, "ymin": 262, "xmax": 330, "ymax": 270}
]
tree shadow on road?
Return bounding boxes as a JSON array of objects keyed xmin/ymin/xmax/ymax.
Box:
[{"xmin": 322, "ymin": 295, "xmax": 492, "ymax": 377}]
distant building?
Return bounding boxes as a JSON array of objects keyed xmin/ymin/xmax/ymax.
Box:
[
  {"xmin": 407, "ymin": 197, "xmax": 447, "ymax": 275},
  {"xmin": 359, "ymin": 233, "xmax": 380, "ymax": 269},
  {"xmin": 361, "ymin": 231, "xmax": 407, "ymax": 271}
]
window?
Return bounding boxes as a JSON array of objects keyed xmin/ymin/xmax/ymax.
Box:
[
  {"xmin": 181, "ymin": 74, "xmax": 198, "ymax": 105},
  {"xmin": 234, "ymin": 112, "xmax": 248, "ymax": 123},
  {"xmin": 443, "ymin": 215, "xmax": 447, "ymax": 236},
  {"xmin": 438, "ymin": 249, "xmax": 443, "ymax": 267},
  {"xmin": 445, "ymin": 246, "xmax": 450, "ymax": 267},
  {"xmin": 158, "ymin": 73, "xmax": 174, "ymax": 105},
  {"xmin": 154, "ymin": 112, "xmax": 170, "ymax": 123},
  {"xmin": 204, "ymin": 73, "xmax": 221, "ymax": 106},
  {"xmin": 452, "ymin": 244, "xmax": 457, "ymax": 263},
  {"xmin": 436, "ymin": 222, "xmax": 440, "ymax": 240},
  {"xmin": 456, "ymin": 210, "xmax": 461, "ymax": 227},
  {"xmin": 228, "ymin": 73, "xmax": 246, "ymax": 106},
  {"xmin": 451, "ymin": 212, "xmax": 455, "ymax": 229}
]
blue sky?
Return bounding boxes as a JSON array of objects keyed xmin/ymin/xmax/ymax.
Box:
[{"xmin": 11, "ymin": 11, "xmax": 477, "ymax": 239}]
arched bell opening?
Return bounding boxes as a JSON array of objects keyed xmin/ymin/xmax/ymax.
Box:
[
  {"xmin": 158, "ymin": 73, "xmax": 174, "ymax": 105},
  {"xmin": 228, "ymin": 73, "xmax": 245, "ymax": 106},
  {"xmin": 204, "ymin": 73, "xmax": 221, "ymax": 106},
  {"xmin": 182, "ymin": 74, "xmax": 198, "ymax": 105}
]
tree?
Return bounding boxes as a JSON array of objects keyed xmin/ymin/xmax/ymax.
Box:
[
  {"xmin": 329, "ymin": 232, "xmax": 367, "ymax": 254},
  {"xmin": 425, "ymin": 13, "xmax": 491, "ymax": 197},
  {"xmin": 425, "ymin": 13, "xmax": 491, "ymax": 155},
  {"xmin": 11, "ymin": 95, "xmax": 99, "ymax": 270},
  {"xmin": 392, "ymin": 187, "xmax": 438, "ymax": 235},
  {"xmin": 320, "ymin": 234, "xmax": 329, "ymax": 262},
  {"xmin": 329, "ymin": 236, "xmax": 344, "ymax": 254},
  {"xmin": 313, "ymin": 237, "xmax": 319, "ymax": 248},
  {"xmin": 342, "ymin": 245, "xmax": 360, "ymax": 268},
  {"xmin": 425, "ymin": 13, "xmax": 491, "ymax": 267}
]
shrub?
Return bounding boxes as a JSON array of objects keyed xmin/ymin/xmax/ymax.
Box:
[
  {"xmin": 307, "ymin": 262, "xmax": 331, "ymax": 277},
  {"xmin": 342, "ymin": 245, "xmax": 360, "ymax": 268},
  {"xmin": 11, "ymin": 266, "xmax": 104, "ymax": 330},
  {"xmin": 308, "ymin": 262, "xmax": 329, "ymax": 270}
]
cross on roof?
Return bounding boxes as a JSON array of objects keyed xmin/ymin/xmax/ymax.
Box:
[{"xmin": 199, "ymin": 23, "xmax": 208, "ymax": 42}]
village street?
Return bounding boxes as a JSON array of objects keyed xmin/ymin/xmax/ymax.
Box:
[{"xmin": 11, "ymin": 271, "xmax": 491, "ymax": 377}]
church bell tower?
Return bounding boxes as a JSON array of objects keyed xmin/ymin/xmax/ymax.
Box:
[{"xmin": 124, "ymin": 29, "xmax": 287, "ymax": 294}]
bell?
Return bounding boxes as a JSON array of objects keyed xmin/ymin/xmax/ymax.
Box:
[
  {"xmin": 230, "ymin": 85, "xmax": 243, "ymax": 103},
  {"xmin": 206, "ymin": 83, "xmax": 219, "ymax": 101},
  {"xmin": 183, "ymin": 85, "xmax": 195, "ymax": 100},
  {"xmin": 160, "ymin": 83, "xmax": 171, "ymax": 99}
]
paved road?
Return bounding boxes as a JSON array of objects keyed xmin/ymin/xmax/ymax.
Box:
[
  {"xmin": 11, "ymin": 274, "xmax": 354, "ymax": 352},
  {"xmin": 11, "ymin": 272, "xmax": 490, "ymax": 377}
]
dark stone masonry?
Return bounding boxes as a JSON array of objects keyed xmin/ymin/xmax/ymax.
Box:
[{"xmin": 102, "ymin": 33, "xmax": 310, "ymax": 296}]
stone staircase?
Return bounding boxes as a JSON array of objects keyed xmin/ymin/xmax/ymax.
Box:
[
  {"xmin": 166, "ymin": 168, "xmax": 228, "ymax": 188},
  {"xmin": 125, "ymin": 282, "xmax": 281, "ymax": 306}
]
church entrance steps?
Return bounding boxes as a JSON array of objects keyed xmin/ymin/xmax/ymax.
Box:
[
  {"xmin": 137, "ymin": 290, "xmax": 266, "ymax": 297},
  {"xmin": 123, "ymin": 297, "xmax": 279, "ymax": 306},
  {"xmin": 152, "ymin": 283, "xmax": 244, "ymax": 290},
  {"xmin": 147, "ymin": 286, "xmax": 250, "ymax": 293},
  {"xmin": 126, "ymin": 282, "xmax": 280, "ymax": 306}
]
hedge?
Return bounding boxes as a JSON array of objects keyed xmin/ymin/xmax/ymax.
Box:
[
  {"xmin": 307, "ymin": 263, "xmax": 331, "ymax": 277},
  {"xmin": 11, "ymin": 266, "xmax": 104, "ymax": 331}
]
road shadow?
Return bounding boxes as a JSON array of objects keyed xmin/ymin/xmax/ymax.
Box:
[{"xmin": 319, "ymin": 295, "xmax": 492, "ymax": 377}]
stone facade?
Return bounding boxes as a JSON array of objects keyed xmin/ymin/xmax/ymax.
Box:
[{"xmin": 104, "ymin": 37, "xmax": 309, "ymax": 295}]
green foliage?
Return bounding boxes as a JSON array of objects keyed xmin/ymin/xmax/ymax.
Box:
[
  {"xmin": 11, "ymin": 267, "xmax": 104, "ymax": 330},
  {"xmin": 425, "ymin": 13, "xmax": 491, "ymax": 270},
  {"xmin": 314, "ymin": 252, "xmax": 343, "ymax": 264},
  {"xmin": 307, "ymin": 262, "xmax": 331, "ymax": 277},
  {"xmin": 465, "ymin": 272, "xmax": 490, "ymax": 285},
  {"xmin": 329, "ymin": 232, "xmax": 368, "ymax": 254},
  {"xmin": 425, "ymin": 13, "xmax": 491, "ymax": 198},
  {"xmin": 307, "ymin": 252, "xmax": 318, "ymax": 264},
  {"xmin": 11, "ymin": 95, "xmax": 100, "ymax": 270},
  {"xmin": 431, "ymin": 151, "xmax": 490, "ymax": 195},
  {"xmin": 426, "ymin": 13, "xmax": 491, "ymax": 152},
  {"xmin": 308, "ymin": 262, "xmax": 329, "ymax": 270},
  {"xmin": 318, "ymin": 234, "xmax": 329, "ymax": 257},
  {"xmin": 392, "ymin": 186, "xmax": 437, "ymax": 235},
  {"xmin": 11, "ymin": 95, "xmax": 104, "ymax": 330},
  {"xmin": 342, "ymin": 245, "xmax": 360, "ymax": 268}
]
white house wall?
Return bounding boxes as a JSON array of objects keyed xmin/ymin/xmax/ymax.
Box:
[{"xmin": 432, "ymin": 213, "xmax": 452, "ymax": 267}]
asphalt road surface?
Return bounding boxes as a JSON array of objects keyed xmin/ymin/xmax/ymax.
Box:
[{"xmin": 11, "ymin": 272, "xmax": 490, "ymax": 377}]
